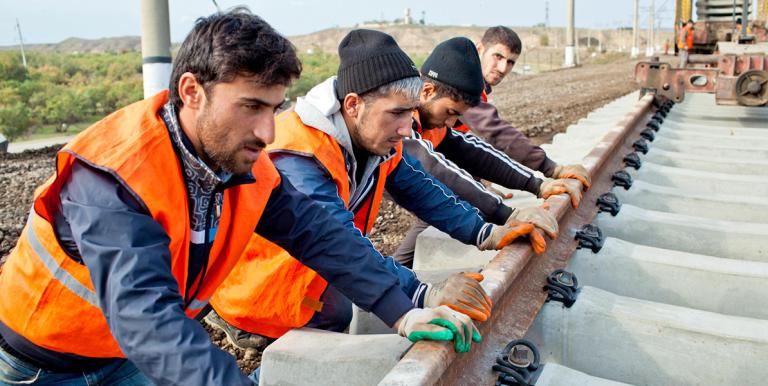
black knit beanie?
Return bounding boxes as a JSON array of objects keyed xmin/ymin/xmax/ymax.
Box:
[
  {"xmin": 421, "ymin": 37, "xmax": 484, "ymax": 105},
  {"xmin": 336, "ymin": 29, "xmax": 419, "ymax": 98}
]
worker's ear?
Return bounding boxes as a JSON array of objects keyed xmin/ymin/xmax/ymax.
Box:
[
  {"xmin": 342, "ymin": 93, "xmax": 363, "ymax": 118},
  {"xmin": 178, "ymin": 72, "xmax": 206, "ymax": 110},
  {"xmin": 421, "ymin": 82, "xmax": 436, "ymax": 101},
  {"xmin": 476, "ymin": 41, "xmax": 485, "ymax": 55}
]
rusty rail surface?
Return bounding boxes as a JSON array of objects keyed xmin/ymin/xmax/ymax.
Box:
[{"xmin": 378, "ymin": 94, "xmax": 656, "ymax": 386}]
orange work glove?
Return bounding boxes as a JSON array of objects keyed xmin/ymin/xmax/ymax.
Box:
[
  {"xmin": 539, "ymin": 178, "xmax": 583, "ymax": 208},
  {"xmin": 529, "ymin": 229, "xmax": 547, "ymax": 254},
  {"xmin": 478, "ymin": 222, "xmax": 535, "ymax": 250},
  {"xmin": 552, "ymin": 164, "xmax": 592, "ymax": 190},
  {"xmin": 507, "ymin": 205, "xmax": 558, "ymax": 254},
  {"xmin": 506, "ymin": 206, "xmax": 558, "ymax": 239},
  {"xmin": 425, "ymin": 272, "xmax": 493, "ymax": 322}
]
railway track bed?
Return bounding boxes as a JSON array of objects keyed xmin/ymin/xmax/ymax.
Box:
[{"xmin": 257, "ymin": 91, "xmax": 768, "ymax": 386}]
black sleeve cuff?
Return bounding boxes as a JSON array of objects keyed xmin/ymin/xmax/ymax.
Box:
[
  {"xmin": 540, "ymin": 157, "xmax": 558, "ymax": 177},
  {"xmin": 527, "ymin": 177, "xmax": 544, "ymax": 196},
  {"xmin": 489, "ymin": 203, "xmax": 513, "ymax": 225}
]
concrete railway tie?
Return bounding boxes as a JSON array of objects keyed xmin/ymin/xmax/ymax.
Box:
[{"xmin": 257, "ymin": 91, "xmax": 768, "ymax": 386}]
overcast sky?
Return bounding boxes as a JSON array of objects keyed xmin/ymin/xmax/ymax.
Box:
[{"xmin": 0, "ymin": 0, "xmax": 675, "ymax": 46}]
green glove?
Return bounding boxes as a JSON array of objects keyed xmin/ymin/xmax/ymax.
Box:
[{"xmin": 397, "ymin": 306, "xmax": 482, "ymax": 353}]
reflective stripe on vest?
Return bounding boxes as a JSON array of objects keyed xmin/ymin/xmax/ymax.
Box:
[{"xmin": 25, "ymin": 211, "xmax": 99, "ymax": 308}]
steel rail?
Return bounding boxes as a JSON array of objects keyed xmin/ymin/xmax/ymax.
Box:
[{"xmin": 378, "ymin": 93, "xmax": 656, "ymax": 386}]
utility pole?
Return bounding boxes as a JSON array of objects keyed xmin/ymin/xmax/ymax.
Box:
[
  {"xmin": 545, "ymin": 1, "xmax": 550, "ymax": 28},
  {"xmin": 632, "ymin": 0, "xmax": 640, "ymax": 58},
  {"xmin": 741, "ymin": 0, "xmax": 749, "ymax": 37},
  {"xmin": 140, "ymin": 0, "xmax": 172, "ymax": 98},
  {"xmin": 646, "ymin": 0, "xmax": 656, "ymax": 57},
  {"xmin": 15, "ymin": 18, "xmax": 27, "ymax": 69},
  {"xmin": 565, "ymin": 0, "xmax": 576, "ymax": 67}
]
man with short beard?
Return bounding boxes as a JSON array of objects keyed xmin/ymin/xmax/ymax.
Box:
[
  {"xmin": 0, "ymin": 10, "xmax": 476, "ymax": 386},
  {"xmin": 205, "ymin": 30, "xmax": 542, "ymax": 380}
]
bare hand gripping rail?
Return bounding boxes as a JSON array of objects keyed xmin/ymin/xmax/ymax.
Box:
[{"xmin": 378, "ymin": 94, "xmax": 656, "ymax": 386}]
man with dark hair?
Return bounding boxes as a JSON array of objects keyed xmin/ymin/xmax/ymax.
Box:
[
  {"xmin": 394, "ymin": 36, "xmax": 581, "ymax": 265},
  {"xmin": 454, "ymin": 26, "xmax": 591, "ymax": 188},
  {"xmin": 205, "ymin": 31, "xmax": 544, "ymax": 381},
  {"xmin": 0, "ymin": 10, "xmax": 475, "ymax": 386},
  {"xmin": 478, "ymin": 26, "xmax": 522, "ymax": 85}
]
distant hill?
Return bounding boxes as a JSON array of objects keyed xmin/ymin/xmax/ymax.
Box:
[
  {"xmin": 0, "ymin": 36, "xmax": 142, "ymax": 53},
  {"xmin": 0, "ymin": 25, "xmax": 671, "ymax": 56},
  {"xmin": 290, "ymin": 25, "xmax": 555, "ymax": 56}
]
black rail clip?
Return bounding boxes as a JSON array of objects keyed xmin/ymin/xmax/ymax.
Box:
[
  {"xmin": 651, "ymin": 112, "xmax": 665, "ymax": 125},
  {"xmin": 646, "ymin": 120, "xmax": 661, "ymax": 132},
  {"xmin": 493, "ymin": 339, "xmax": 542, "ymax": 386},
  {"xmin": 623, "ymin": 152, "xmax": 642, "ymax": 170},
  {"xmin": 632, "ymin": 139, "xmax": 649, "ymax": 154},
  {"xmin": 611, "ymin": 170, "xmax": 633, "ymax": 190},
  {"xmin": 597, "ymin": 192, "xmax": 621, "ymax": 216},
  {"xmin": 575, "ymin": 224, "xmax": 604, "ymax": 253},
  {"xmin": 656, "ymin": 108, "xmax": 668, "ymax": 118},
  {"xmin": 544, "ymin": 269, "xmax": 580, "ymax": 307},
  {"xmin": 640, "ymin": 128, "xmax": 656, "ymax": 142}
]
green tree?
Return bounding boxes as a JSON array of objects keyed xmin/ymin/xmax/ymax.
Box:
[{"xmin": 0, "ymin": 103, "xmax": 32, "ymax": 140}]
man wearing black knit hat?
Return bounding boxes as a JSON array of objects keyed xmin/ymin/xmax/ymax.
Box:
[
  {"xmin": 394, "ymin": 36, "xmax": 584, "ymax": 266},
  {"xmin": 206, "ymin": 30, "xmax": 545, "ymax": 382}
]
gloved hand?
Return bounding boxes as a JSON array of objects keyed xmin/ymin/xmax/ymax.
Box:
[
  {"xmin": 539, "ymin": 178, "xmax": 583, "ymax": 208},
  {"xmin": 425, "ymin": 272, "xmax": 493, "ymax": 321},
  {"xmin": 506, "ymin": 206, "xmax": 558, "ymax": 239},
  {"xmin": 396, "ymin": 305, "xmax": 482, "ymax": 353},
  {"xmin": 477, "ymin": 222, "xmax": 535, "ymax": 250},
  {"xmin": 552, "ymin": 164, "xmax": 591, "ymax": 190}
]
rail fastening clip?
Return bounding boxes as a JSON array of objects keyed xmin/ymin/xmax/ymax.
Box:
[
  {"xmin": 493, "ymin": 339, "xmax": 542, "ymax": 386},
  {"xmin": 544, "ymin": 269, "xmax": 580, "ymax": 308}
]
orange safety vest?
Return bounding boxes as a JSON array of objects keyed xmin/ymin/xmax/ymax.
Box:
[
  {"xmin": 446, "ymin": 90, "xmax": 488, "ymax": 135},
  {"xmin": 0, "ymin": 91, "xmax": 280, "ymax": 358},
  {"xmin": 211, "ymin": 110, "xmax": 403, "ymax": 338},
  {"xmin": 678, "ymin": 25, "xmax": 694, "ymax": 49}
]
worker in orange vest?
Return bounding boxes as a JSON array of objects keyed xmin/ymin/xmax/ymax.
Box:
[
  {"xmin": 678, "ymin": 20, "xmax": 694, "ymax": 67},
  {"xmin": 206, "ymin": 30, "xmax": 544, "ymax": 382},
  {"xmin": 0, "ymin": 10, "xmax": 477, "ymax": 386}
]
